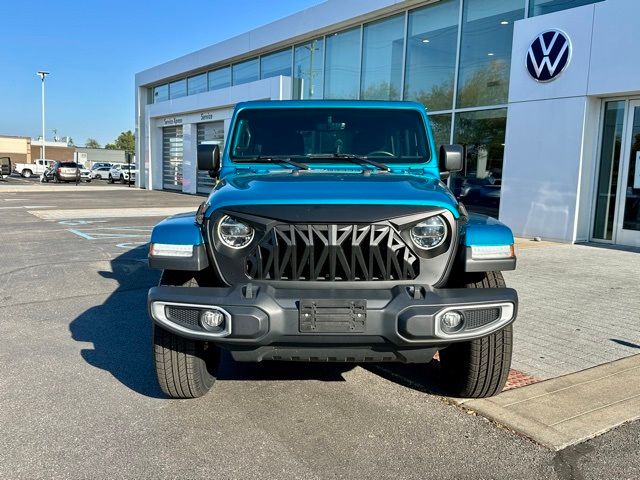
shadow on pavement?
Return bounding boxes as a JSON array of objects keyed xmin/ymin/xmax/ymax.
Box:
[
  {"xmin": 218, "ymin": 354, "xmax": 355, "ymax": 382},
  {"xmin": 69, "ymin": 245, "xmax": 165, "ymax": 398},
  {"xmin": 363, "ymin": 361, "xmax": 450, "ymax": 397},
  {"xmin": 610, "ymin": 338, "xmax": 640, "ymax": 349}
]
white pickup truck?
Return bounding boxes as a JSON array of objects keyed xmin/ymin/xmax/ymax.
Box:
[{"xmin": 14, "ymin": 159, "xmax": 54, "ymax": 178}]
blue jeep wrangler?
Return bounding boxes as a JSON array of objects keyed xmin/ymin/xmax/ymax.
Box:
[{"xmin": 147, "ymin": 100, "xmax": 517, "ymax": 399}]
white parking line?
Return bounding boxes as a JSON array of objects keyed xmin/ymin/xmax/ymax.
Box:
[
  {"xmin": 29, "ymin": 207, "xmax": 195, "ymax": 220},
  {"xmin": 67, "ymin": 226, "xmax": 154, "ymax": 241}
]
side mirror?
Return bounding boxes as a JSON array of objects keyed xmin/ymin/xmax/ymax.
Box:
[
  {"xmin": 439, "ymin": 144, "xmax": 463, "ymax": 173},
  {"xmin": 197, "ymin": 144, "xmax": 221, "ymax": 178}
]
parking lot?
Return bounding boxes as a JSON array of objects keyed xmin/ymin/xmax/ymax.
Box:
[{"xmin": 1, "ymin": 180, "xmax": 639, "ymax": 479}]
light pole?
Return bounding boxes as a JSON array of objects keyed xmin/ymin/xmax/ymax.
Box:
[{"xmin": 36, "ymin": 71, "xmax": 49, "ymax": 159}]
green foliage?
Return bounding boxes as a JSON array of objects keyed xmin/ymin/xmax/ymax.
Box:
[
  {"xmin": 105, "ymin": 130, "xmax": 135, "ymax": 153},
  {"xmin": 85, "ymin": 138, "xmax": 100, "ymax": 149}
]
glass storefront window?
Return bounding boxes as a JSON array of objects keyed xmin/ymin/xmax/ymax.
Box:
[
  {"xmin": 452, "ymin": 108, "xmax": 507, "ymax": 218},
  {"xmin": 457, "ymin": 0, "xmax": 525, "ymax": 108},
  {"xmin": 324, "ymin": 27, "xmax": 361, "ymax": 99},
  {"xmin": 169, "ymin": 79, "xmax": 187, "ymax": 99},
  {"xmin": 622, "ymin": 107, "xmax": 640, "ymax": 232},
  {"xmin": 593, "ymin": 101, "xmax": 625, "ymax": 240},
  {"xmin": 187, "ymin": 73, "xmax": 207, "ymax": 95},
  {"xmin": 153, "ymin": 84, "xmax": 169, "ymax": 103},
  {"xmin": 530, "ymin": 0, "xmax": 602, "ymax": 16},
  {"xmin": 429, "ymin": 114, "xmax": 452, "ymax": 149},
  {"xmin": 232, "ymin": 58, "xmax": 260, "ymax": 85},
  {"xmin": 405, "ymin": 0, "xmax": 459, "ymax": 111},
  {"xmin": 208, "ymin": 67, "xmax": 231, "ymax": 91},
  {"xmin": 293, "ymin": 38, "xmax": 324, "ymax": 99},
  {"xmin": 360, "ymin": 15, "xmax": 404, "ymax": 101},
  {"xmin": 261, "ymin": 49, "xmax": 292, "ymax": 79}
]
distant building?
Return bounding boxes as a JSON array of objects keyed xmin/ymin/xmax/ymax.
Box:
[
  {"xmin": 0, "ymin": 135, "xmax": 129, "ymax": 167},
  {"xmin": 76, "ymin": 147, "xmax": 128, "ymax": 167},
  {"xmin": 0, "ymin": 135, "xmax": 31, "ymax": 164},
  {"xmin": 135, "ymin": 0, "xmax": 640, "ymax": 248},
  {"xmin": 30, "ymin": 139, "xmax": 75, "ymax": 162}
]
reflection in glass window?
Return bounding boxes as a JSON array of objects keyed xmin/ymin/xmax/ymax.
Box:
[
  {"xmin": 405, "ymin": 0, "xmax": 459, "ymax": 111},
  {"xmin": 360, "ymin": 15, "xmax": 404, "ymax": 101},
  {"xmin": 208, "ymin": 67, "xmax": 231, "ymax": 91},
  {"xmin": 293, "ymin": 39, "xmax": 324, "ymax": 100},
  {"xmin": 457, "ymin": 0, "xmax": 525, "ymax": 108},
  {"xmin": 261, "ymin": 49, "xmax": 292, "ymax": 79},
  {"xmin": 530, "ymin": 0, "xmax": 602, "ymax": 16},
  {"xmin": 324, "ymin": 28, "xmax": 361, "ymax": 99},
  {"xmin": 593, "ymin": 101, "xmax": 625, "ymax": 240},
  {"xmin": 233, "ymin": 58, "xmax": 260, "ymax": 85},
  {"xmin": 153, "ymin": 84, "xmax": 169, "ymax": 103},
  {"xmin": 169, "ymin": 79, "xmax": 187, "ymax": 99},
  {"xmin": 429, "ymin": 114, "xmax": 452, "ymax": 149},
  {"xmin": 187, "ymin": 73, "xmax": 207, "ymax": 95},
  {"xmin": 452, "ymin": 109, "xmax": 507, "ymax": 218}
]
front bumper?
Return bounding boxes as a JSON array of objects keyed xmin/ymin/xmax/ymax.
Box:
[{"xmin": 148, "ymin": 284, "xmax": 517, "ymax": 362}]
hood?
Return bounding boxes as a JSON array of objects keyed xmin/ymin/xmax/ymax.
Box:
[{"xmin": 206, "ymin": 172, "xmax": 459, "ymax": 218}]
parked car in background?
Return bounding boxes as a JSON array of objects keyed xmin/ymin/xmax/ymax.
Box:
[
  {"xmin": 90, "ymin": 162, "xmax": 113, "ymax": 171},
  {"xmin": 0, "ymin": 156, "xmax": 11, "ymax": 180},
  {"xmin": 91, "ymin": 166, "xmax": 112, "ymax": 179},
  {"xmin": 78, "ymin": 165, "xmax": 92, "ymax": 182},
  {"xmin": 51, "ymin": 161, "xmax": 80, "ymax": 183},
  {"xmin": 14, "ymin": 159, "xmax": 54, "ymax": 178},
  {"xmin": 108, "ymin": 164, "xmax": 137, "ymax": 184}
]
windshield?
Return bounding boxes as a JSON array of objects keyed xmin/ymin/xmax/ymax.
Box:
[{"xmin": 230, "ymin": 108, "xmax": 430, "ymax": 164}]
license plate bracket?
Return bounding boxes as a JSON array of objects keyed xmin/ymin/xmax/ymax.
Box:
[{"xmin": 299, "ymin": 299, "xmax": 366, "ymax": 333}]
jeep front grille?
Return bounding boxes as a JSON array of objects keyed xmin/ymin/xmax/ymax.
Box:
[{"xmin": 245, "ymin": 224, "xmax": 419, "ymax": 281}]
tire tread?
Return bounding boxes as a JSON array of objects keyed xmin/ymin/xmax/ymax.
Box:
[{"xmin": 439, "ymin": 271, "xmax": 513, "ymax": 398}]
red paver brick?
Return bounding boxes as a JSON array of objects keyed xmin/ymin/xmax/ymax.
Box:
[{"xmin": 431, "ymin": 352, "xmax": 539, "ymax": 391}]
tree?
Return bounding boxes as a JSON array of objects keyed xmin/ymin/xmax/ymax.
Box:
[
  {"xmin": 85, "ymin": 138, "xmax": 101, "ymax": 148},
  {"xmin": 106, "ymin": 130, "xmax": 135, "ymax": 153}
]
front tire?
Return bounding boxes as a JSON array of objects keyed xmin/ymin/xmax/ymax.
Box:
[
  {"xmin": 108, "ymin": 175, "xmax": 114, "ymax": 184},
  {"xmin": 153, "ymin": 324, "xmax": 220, "ymax": 399},
  {"xmin": 439, "ymin": 272, "xmax": 513, "ymax": 398},
  {"xmin": 152, "ymin": 271, "xmax": 221, "ymax": 398}
]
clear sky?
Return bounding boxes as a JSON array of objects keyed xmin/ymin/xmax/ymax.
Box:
[{"xmin": 0, "ymin": 0, "xmax": 324, "ymax": 147}]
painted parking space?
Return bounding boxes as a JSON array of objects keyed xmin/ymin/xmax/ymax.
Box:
[{"xmin": 60, "ymin": 219, "xmax": 156, "ymax": 250}]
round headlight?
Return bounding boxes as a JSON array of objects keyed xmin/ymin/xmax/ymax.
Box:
[
  {"xmin": 411, "ymin": 216, "xmax": 448, "ymax": 250},
  {"xmin": 218, "ymin": 215, "xmax": 254, "ymax": 249}
]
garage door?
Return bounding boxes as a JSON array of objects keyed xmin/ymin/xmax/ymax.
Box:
[
  {"xmin": 196, "ymin": 122, "xmax": 225, "ymax": 194},
  {"xmin": 163, "ymin": 125, "xmax": 183, "ymax": 191}
]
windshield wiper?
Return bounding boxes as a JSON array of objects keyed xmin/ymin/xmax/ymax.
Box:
[
  {"xmin": 235, "ymin": 156, "xmax": 309, "ymax": 170},
  {"xmin": 306, "ymin": 153, "xmax": 391, "ymax": 172}
]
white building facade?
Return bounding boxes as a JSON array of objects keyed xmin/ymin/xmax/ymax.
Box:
[{"xmin": 135, "ymin": 0, "xmax": 640, "ymax": 247}]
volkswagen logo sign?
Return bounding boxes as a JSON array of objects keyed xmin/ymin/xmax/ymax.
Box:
[{"xmin": 527, "ymin": 30, "xmax": 571, "ymax": 82}]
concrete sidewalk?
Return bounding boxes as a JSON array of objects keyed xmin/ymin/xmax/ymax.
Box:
[
  {"xmin": 505, "ymin": 240, "xmax": 640, "ymax": 380},
  {"xmin": 461, "ymin": 354, "xmax": 640, "ymax": 450}
]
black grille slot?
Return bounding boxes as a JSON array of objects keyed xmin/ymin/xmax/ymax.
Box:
[
  {"xmin": 165, "ymin": 306, "xmax": 200, "ymax": 328},
  {"xmin": 463, "ymin": 308, "xmax": 501, "ymax": 330},
  {"xmin": 245, "ymin": 224, "xmax": 419, "ymax": 281}
]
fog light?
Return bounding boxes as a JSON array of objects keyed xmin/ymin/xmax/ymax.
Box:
[
  {"xmin": 441, "ymin": 311, "xmax": 464, "ymax": 333},
  {"xmin": 200, "ymin": 309, "xmax": 225, "ymax": 329}
]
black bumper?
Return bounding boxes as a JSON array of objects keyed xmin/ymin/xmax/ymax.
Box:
[{"xmin": 148, "ymin": 284, "xmax": 517, "ymax": 363}]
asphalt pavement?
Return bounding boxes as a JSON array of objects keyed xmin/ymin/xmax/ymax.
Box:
[{"xmin": 1, "ymin": 180, "xmax": 638, "ymax": 479}]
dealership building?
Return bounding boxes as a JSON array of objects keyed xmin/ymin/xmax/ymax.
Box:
[{"xmin": 135, "ymin": 0, "xmax": 640, "ymax": 247}]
